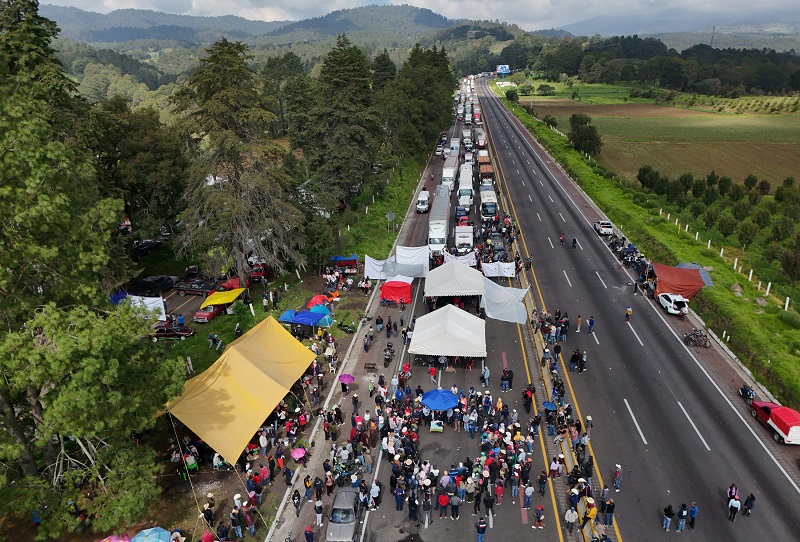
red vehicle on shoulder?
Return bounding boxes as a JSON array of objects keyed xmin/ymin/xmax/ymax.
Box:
[
  {"xmin": 149, "ymin": 322, "xmax": 195, "ymax": 342},
  {"xmin": 193, "ymin": 304, "xmax": 225, "ymax": 323},
  {"xmin": 751, "ymin": 401, "xmax": 800, "ymax": 444},
  {"xmin": 248, "ymin": 263, "xmax": 268, "ymax": 283}
]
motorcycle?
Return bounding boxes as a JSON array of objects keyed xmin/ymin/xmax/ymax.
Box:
[
  {"xmin": 738, "ymin": 383, "xmax": 756, "ymax": 405},
  {"xmin": 383, "ymin": 342, "xmax": 395, "ymax": 368},
  {"xmin": 337, "ymin": 321, "xmax": 355, "ymax": 334},
  {"xmin": 683, "ymin": 328, "xmax": 711, "ymax": 348}
]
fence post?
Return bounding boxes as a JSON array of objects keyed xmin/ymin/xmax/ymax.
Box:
[
  {"xmin": 707, "ymin": 240, "xmax": 711, "ymax": 249},
  {"xmin": 720, "ymin": 248, "xmax": 724, "ymax": 258},
  {"xmin": 748, "ymin": 270, "xmax": 753, "ymax": 281},
  {"xmin": 766, "ymin": 282, "xmax": 771, "ymax": 296},
  {"xmin": 786, "ymin": 298, "xmax": 790, "ymax": 311},
  {"xmin": 685, "ymin": 224, "xmax": 689, "ymax": 232},
  {"xmin": 667, "ymin": 212, "xmax": 670, "ymax": 220},
  {"xmin": 758, "ymin": 281, "xmax": 761, "ymax": 290},
  {"xmin": 365, "ymin": 206, "xmax": 369, "ymax": 214},
  {"xmin": 695, "ymin": 232, "xmax": 699, "ymax": 240},
  {"xmin": 733, "ymin": 257, "xmax": 738, "ymax": 270}
]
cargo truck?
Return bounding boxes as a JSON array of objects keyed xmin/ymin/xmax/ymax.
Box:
[
  {"xmin": 475, "ymin": 130, "xmax": 486, "ymax": 149},
  {"xmin": 455, "ymin": 225, "xmax": 474, "ymax": 255},
  {"xmin": 751, "ymin": 401, "xmax": 800, "ymax": 444},
  {"xmin": 480, "ymin": 190, "xmax": 498, "ymax": 222},
  {"xmin": 458, "ymin": 165, "xmax": 474, "ymax": 207},
  {"xmin": 428, "ymin": 186, "xmax": 451, "ymax": 256},
  {"xmin": 441, "ymin": 156, "xmax": 459, "ymax": 194}
]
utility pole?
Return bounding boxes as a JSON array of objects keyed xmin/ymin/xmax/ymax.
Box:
[{"xmin": 710, "ymin": 26, "xmax": 716, "ymax": 48}]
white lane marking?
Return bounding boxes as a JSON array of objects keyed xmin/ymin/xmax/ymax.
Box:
[
  {"xmin": 532, "ymin": 170, "xmax": 537, "ymax": 175},
  {"xmin": 548, "ymin": 195, "xmax": 553, "ymax": 202},
  {"xmin": 595, "ymin": 271, "xmax": 607, "ymax": 289},
  {"xmin": 628, "ymin": 322, "xmax": 644, "ymax": 345},
  {"xmin": 548, "ymin": 237, "xmax": 554, "ymax": 249},
  {"xmin": 559, "ymin": 212, "xmax": 566, "ymax": 222},
  {"xmin": 624, "ymin": 398, "xmax": 649, "ymax": 444},
  {"xmin": 537, "ymin": 213, "xmax": 542, "ymax": 222},
  {"xmin": 678, "ymin": 401, "xmax": 711, "ymax": 451},
  {"xmin": 526, "ymin": 159, "xmax": 530, "ymax": 165},
  {"xmin": 517, "ymin": 169, "xmax": 520, "ymax": 174},
  {"xmin": 521, "ymin": 179, "xmax": 525, "ymax": 187},
  {"xmin": 577, "ymin": 239, "xmax": 584, "ymax": 250},
  {"xmin": 592, "ymin": 332, "xmax": 600, "ymax": 345},
  {"xmin": 512, "ymin": 160, "xmax": 516, "ymax": 165},
  {"xmin": 562, "ymin": 269, "xmax": 572, "ymax": 287},
  {"xmin": 528, "ymin": 194, "xmax": 533, "ymax": 202}
]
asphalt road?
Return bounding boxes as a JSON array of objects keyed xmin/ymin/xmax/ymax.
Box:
[{"xmin": 475, "ymin": 79, "xmax": 800, "ymax": 540}]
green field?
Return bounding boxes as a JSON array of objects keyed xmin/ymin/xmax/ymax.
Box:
[{"xmin": 517, "ymin": 95, "xmax": 800, "ymax": 185}]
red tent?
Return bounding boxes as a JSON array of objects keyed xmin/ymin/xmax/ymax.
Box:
[
  {"xmin": 379, "ymin": 281, "xmax": 412, "ymax": 303},
  {"xmin": 307, "ymin": 294, "xmax": 328, "ymax": 308},
  {"xmin": 652, "ymin": 263, "xmax": 706, "ymax": 300}
]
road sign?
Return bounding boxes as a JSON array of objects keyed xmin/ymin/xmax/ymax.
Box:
[
  {"xmin": 496, "ymin": 65, "xmax": 510, "ymax": 74},
  {"xmin": 386, "ymin": 211, "xmax": 396, "ymax": 221}
]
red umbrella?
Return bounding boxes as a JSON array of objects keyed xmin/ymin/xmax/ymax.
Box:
[
  {"xmin": 291, "ymin": 447, "xmax": 306, "ymax": 459},
  {"xmin": 338, "ymin": 373, "xmax": 355, "ymax": 384}
]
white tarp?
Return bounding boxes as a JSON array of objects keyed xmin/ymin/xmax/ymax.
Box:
[
  {"xmin": 482, "ymin": 262, "xmax": 516, "ymax": 278},
  {"xmin": 129, "ymin": 295, "xmax": 167, "ymax": 321},
  {"xmin": 481, "ymin": 279, "xmax": 529, "ymax": 324},
  {"xmin": 395, "ymin": 245, "xmax": 430, "ymax": 276},
  {"xmin": 425, "ymin": 260, "xmax": 486, "ymax": 297},
  {"xmin": 365, "ymin": 255, "xmax": 389, "ymax": 280},
  {"xmin": 383, "ymin": 260, "xmax": 425, "ymax": 278},
  {"xmin": 408, "ymin": 305, "xmax": 486, "ymax": 357},
  {"xmin": 386, "ymin": 275, "xmax": 414, "ymax": 284},
  {"xmin": 443, "ymin": 250, "xmax": 477, "ymax": 267}
]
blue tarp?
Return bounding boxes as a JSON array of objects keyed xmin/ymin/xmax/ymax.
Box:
[
  {"xmin": 421, "ymin": 389, "xmax": 459, "ymax": 411},
  {"xmin": 278, "ymin": 310, "xmax": 296, "ymax": 323},
  {"xmin": 291, "ymin": 311, "xmax": 326, "ymax": 326},
  {"xmin": 675, "ymin": 262, "xmax": 715, "ymax": 287},
  {"xmin": 329, "ymin": 253, "xmax": 358, "ymax": 262}
]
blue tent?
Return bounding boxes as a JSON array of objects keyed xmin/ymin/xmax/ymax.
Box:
[
  {"xmin": 421, "ymin": 388, "xmax": 459, "ymax": 411},
  {"xmin": 278, "ymin": 310, "xmax": 296, "ymax": 323},
  {"xmin": 309, "ymin": 304, "xmax": 331, "ymax": 316},
  {"xmin": 291, "ymin": 311, "xmax": 326, "ymax": 326}
]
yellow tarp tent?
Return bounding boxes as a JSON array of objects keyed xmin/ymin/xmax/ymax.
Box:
[
  {"xmin": 200, "ymin": 287, "xmax": 246, "ymax": 308},
  {"xmin": 165, "ymin": 316, "xmax": 316, "ymax": 463}
]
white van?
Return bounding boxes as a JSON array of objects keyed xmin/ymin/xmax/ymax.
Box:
[{"xmin": 416, "ymin": 190, "xmax": 430, "ymax": 213}]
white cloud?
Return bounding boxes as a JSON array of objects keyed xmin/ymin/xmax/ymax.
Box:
[{"xmin": 41, "ymin": 0, "xmax": 796, "ymax": 29}]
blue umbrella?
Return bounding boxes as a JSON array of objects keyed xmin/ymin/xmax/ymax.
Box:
[
  {"xmin": 131, "ymin": 528, "xmax": 171, "ymax": 542},
  {"xmin": 542, "ymin": 401, "xmax": 558, "ymax": 411},
  {"xmin": 421, "ymin": 388, "xmax": 459, "ymax": 411}
]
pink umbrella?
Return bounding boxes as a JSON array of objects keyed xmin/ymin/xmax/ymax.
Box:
[
  {"xmin": 338, "ymin": 373, "xmax": 355, "ymax": 384},
  {"xmin": 101, "ymin": 536, "xmax": 131, "ymax": 542},
  {"xmin": 291, "ymin": 447, "xmax": 306, "ymax": 459}
]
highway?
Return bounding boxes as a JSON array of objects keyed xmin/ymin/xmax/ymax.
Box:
[{"xmin": 476, "ymin": 78, "xmax": 800, "ymax": 539}]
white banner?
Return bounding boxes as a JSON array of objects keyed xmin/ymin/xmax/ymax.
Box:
[
  {"xmin": 443, "ymin": 250, "xmax": 477, "ymax": 267},
  {"xmin": 364, "ymin": 255, "xmax": 389, "ymax": 280},
  {"xmin": 482, "ymin": 262, "xmax": 516, "ymax": 278}
]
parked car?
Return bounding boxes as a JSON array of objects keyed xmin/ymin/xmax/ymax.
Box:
[
  {"xmin": 594, "ymin": 220, "xmax": 614, "ymax": 235},
  {"xmin": 132, "ymin": 239, "xmax": 162, "ymax": 259},
  {"xmin": 173, "ymin": 279, "xmax": 219, "ymax": 297},
  {"xmin": 193, "ymin": 304, "xmax": 225, "ymax": 323},
  {"xmin": 435, "ymin": 145, "xmax": 444, "ymax": 156},
  {"xmin": 127, "ymin": 275, "xmax": 178, "ymax": 297},
  {"xmin": 326, "ymin": 488, "xmax": 362, "ymax": 542},
  {"xmin": 658, "ymin": 293, "xmax": 689, "ymax": 316},
  {"xmin": 149, "ymin": 323, "xmax": 195, "ymax": 342},
  {"xmin": 487, "ymin": 232, "xmax": 504, "ymax": 247},
  {"xmin": 248, "ymin": 263, "xmax": 268, "ymax": 283}
]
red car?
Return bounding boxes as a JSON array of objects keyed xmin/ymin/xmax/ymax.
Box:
[
  {"xmin": 248, "ymin": 263, "xmax": 268, "ymax": 283},
  {"xmin": 149, "ymin": 323, "xmax": 195, "ymax": 342},
  {"xmin": 193, "ymin": 304, "xmax": 225, "ymax": 323}
]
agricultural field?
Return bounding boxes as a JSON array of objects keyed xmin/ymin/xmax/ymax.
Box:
[{"xmin": 519, "ymin": 94, "xmax": 800, "ymax": 185}]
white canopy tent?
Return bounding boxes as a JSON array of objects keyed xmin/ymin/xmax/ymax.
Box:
[
  {"xmin": 481, "ymin": 279, "xmax": 529, "ymax": 324},
  {"xmin": 425, "ymin": 260, "xmax": 486, "ymax": 297},
  {"xmin": 408, "ymin": 305, "xmax": 486, "ymax": 357}
]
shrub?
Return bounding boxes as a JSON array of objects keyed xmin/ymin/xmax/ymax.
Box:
[{"xmin": 778, "ymin": 310, "xmax": 800, "ymax": 330}]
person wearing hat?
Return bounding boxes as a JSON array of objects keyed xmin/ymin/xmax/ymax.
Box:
[
  {"xmin": 229, "ymin": 507, "xmax": 243, "ymax": 539},
  {"xmin": 233, "ymin": 493, "xmax": 243, "ymax": 509},
  {"xmin": 605, "ymin": 498, "xmax": 616, "ymax": 527},
  {"xmin": 533, "ymin": 504, "xmax": 545, "ymax": 529},
  {"xmin": 565, "ymin": 506, "xmax": 578, "ymax": 533},
  {"xmin": 582, "ymin": 500, "xmax": 597, "ymax": 529},
  {"xmin": 206, "ymin": 492, "xmax": 215, "ymax": 511},
  {"xmin": 305, "ymin": 525, "xmax": 314, "ymax": 542},
  {"xmin": 613, "ymin": 464, "xmax": 622, "ymax": 492},
  {"xmin": 200, "ymin": 502, "xmax": 214, "ymax": 527}
]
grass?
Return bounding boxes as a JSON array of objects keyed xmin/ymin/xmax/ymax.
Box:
[{"xmin": 495, "ymin": 83, "xmax": 800, "ymax": 407}]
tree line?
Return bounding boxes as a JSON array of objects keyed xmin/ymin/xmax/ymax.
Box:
[
  {"xmin": 0, "ymin": 0, "xmax": 455, "ymax": 536},
  {"xmin": 637, "ymin": 166, "xmax": 800, "ymax": 279}
]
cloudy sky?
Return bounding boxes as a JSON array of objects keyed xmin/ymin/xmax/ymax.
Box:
[{"xmin": 41, "ymin": 0, "xmax": 792, "ymax": 30}]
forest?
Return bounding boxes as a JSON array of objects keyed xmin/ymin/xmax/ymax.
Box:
[{"xmin": 0, "ymin": 0, "xmax": 455, "ymax": 536}]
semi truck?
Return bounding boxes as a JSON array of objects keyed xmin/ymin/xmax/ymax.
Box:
[
  {"xmin": 479, "ymin": 163, "xmax": 494, "ymax": 185},
  {"xmin": 475, "ymin": 129, "xmax": 486, "ymax": 149},
  {"xmin": 428, "ymin": 186, "xmax": 451, "ymax": 256},
  {"xmin": 441, "ymin": 155, "xmax": 459, "ymax": 194}
]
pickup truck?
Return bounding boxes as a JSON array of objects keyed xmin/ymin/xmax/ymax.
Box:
[{"xmin": 751, "ymin": 401, "xmax": 800, "ymax": 444}]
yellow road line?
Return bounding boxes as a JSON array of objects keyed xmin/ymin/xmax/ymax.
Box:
[{"xmin": 484, "ymin": 84, "xmax": 623, "ymax": 542}]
